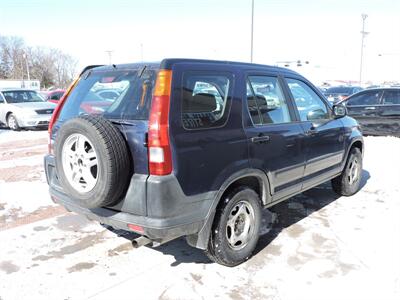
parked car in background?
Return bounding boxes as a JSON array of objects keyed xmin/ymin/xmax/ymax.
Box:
[
  {"xmin": 318, "ymin": 86, "xmax": 328, "ymax": 93},
  {"xmin": 342, "ymin": 88, "xmax": 400, "ymax": 137},
  {"xmin": 0, "ymin": 88, "xmax": 56, "ymax": 130},
  {"xmin": 41, "ymin": 89, "xmax": 66, "ymax": 104},
  {"xmin": 366, "ymin": 85, "xmax": 381, "ymax": 89},
  {"xmin": 324, "ymin": 86, "xmax": 363, "ymax": 104},
  {"xmin": 45, "ymin": 59, "xmax": 363, "ymax": 266},
  {"xmin": 95, "ymin": 89, "xmax": 120, "ymax": 100}
]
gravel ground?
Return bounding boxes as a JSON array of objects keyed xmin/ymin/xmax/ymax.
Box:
[{"xmin": 0, "ymin": 129, "xmax": 399, "ymax": 300}]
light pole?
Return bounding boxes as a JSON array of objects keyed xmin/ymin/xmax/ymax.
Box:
[
  {"xmin": 105, "ymin": 50, "xmax": 114, "ymax": 65},
  {"xmin": 250, "ymin": 0, "xmax": 254, "ymax": 63},
  {"xmin": 359, "ymin": 14, "xmax": 369, "ymax": 84}
]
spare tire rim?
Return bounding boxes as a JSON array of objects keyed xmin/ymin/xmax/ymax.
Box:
[
  {"xmin": 226, "ymin": 200, "xmax": 255, "ymax": 250},
  {"xmin": 62, "ymin": 133, "xmax": 98, "ymax": 193}
]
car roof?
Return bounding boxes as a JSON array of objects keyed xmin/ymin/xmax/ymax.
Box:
[
  {"xmin": 88, "ymin": 58, "xmax": 300, "ymax": 77},
  {"xmin": 0, "ymin": 88, "xmax": 37, "ymax": 92},
  {"xmin": 345, "ymin": 87, "xmax": 400, "ymax": 99},
  {"xmin": 357, "ymin": 87, "xmax": 400, "ymax": 92}
]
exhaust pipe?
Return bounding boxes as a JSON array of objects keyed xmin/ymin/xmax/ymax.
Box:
[{"xmin": 132, "ymin": 236, "xmax": 152, "ymax": 248}]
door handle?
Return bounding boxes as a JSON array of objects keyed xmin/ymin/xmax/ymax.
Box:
[
  {"xmin": 305, "ymin": 128, "xmax": 317, "ymax": 136},
  {"xmin": 365, "ymin": 106, "xmax": 376, "ymax": 110},
  {"xmin": 251, "ymin": 136, "xmax": 270, "ymax": 144}
]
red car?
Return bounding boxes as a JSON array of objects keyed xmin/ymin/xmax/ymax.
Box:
[{"xmin": 41, "ymin": 89, "xmax": 66, "ymax": 104}]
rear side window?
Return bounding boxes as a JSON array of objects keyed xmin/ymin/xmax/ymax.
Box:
[
  {"xmin": 51, "ymin": 92, "xmax": 63, "ymax": 100},
  {"xmin": 181, "ymin": 72, "xmax": 232, "ymax": 129},
  {"xmin": 247, "ymin": 76, "xmax": 291, "ymax": 125},
  {"xmin": 382, "ymin": 90, "xmax": 400, "ymax": 105},
  {"xmin": 347, "ymin": 91, "xmax": 382, "ymax": 106},
  {"xmin": 58, "ymin": 68, "xmax": 157, "ymax": 122}
]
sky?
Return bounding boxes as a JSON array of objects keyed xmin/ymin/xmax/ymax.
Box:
[{"xmin": 1, "ymin": 0, "xmax": 400, "ymax": 84}]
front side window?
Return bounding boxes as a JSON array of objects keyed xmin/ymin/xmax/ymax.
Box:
[
  {"xmin": 181, "ymin": 72, "xmax": 232, "ymax": 129},
  {"xmin": 246, "ymin": 76, "xmax": 291, "ymax": 125},
  {"xmin": 286, "ymin": 78, "xmax": 330, "ymax": 122},
  {"xmin": 382, "ymin": 90, "xmax": 400, "ymax": 105},
  {"xmin": 347, "ymin": 91, "xmax": 382, "ymax": 106}
]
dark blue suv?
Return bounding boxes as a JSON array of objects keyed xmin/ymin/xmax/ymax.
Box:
[{"xmin": 45, "ymin": 59, "xmax": 363, "ymax": 266}]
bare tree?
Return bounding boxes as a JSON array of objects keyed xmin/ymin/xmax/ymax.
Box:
[
  {"xmin": 0, "ymin": 35, "xmax": 77, "ymax": 88},
  {"xmin": 0, "ymin": 35, "xmax": 26, "ymax": 79}
]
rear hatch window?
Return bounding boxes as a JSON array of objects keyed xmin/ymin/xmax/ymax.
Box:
[{"xmin": 58, "ymin": 66, "xmax": 158, "ymax": 123}]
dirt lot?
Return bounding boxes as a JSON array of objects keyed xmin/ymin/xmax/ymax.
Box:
[{"xmin": 0, "ymin": 129, "xmax": 399, "ymax": 300}]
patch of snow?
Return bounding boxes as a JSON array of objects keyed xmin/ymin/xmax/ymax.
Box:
[
  {"xmin": 0, "ymin": 155, "xmax": 44, "ymax": 168},
  {"xmin": 0, "ymin": 129, "xmax": 47, "ymax": 144},
  {"xmin": 0, "ymin": 181, "xmax": 55, "ymax": 217}
]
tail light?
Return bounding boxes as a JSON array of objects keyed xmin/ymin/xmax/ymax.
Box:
[
  {"xmin": 48, "ymin": 78, "xmax": 79, "ymax": 154},
  {"xmin": 148, "ymin": 70, "xmax": 172, "ymax": 175}
]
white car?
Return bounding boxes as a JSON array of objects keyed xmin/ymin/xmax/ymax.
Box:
[{"xmin": 0, "ymin": 89, "xmax": 56, "ymax": 130}]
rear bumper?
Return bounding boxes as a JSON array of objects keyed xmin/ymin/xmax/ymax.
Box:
[{"xmin": 44, "ymin": 155, "xmax": 215, "ymax": 243}]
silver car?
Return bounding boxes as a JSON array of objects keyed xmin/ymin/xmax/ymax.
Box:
[{"xmin": 0, "ymin": 89, "xmax": 56, "ymax": 130}]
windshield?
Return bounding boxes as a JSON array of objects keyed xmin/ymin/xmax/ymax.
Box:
[
  {"xmin": 58, "ymin": 67, "xmax": 158, "ymax": 122},
  {"xmin": 3, "ymin": 90, "xmax": 45, "ymax": 103}
]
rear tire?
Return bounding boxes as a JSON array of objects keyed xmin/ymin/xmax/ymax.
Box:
[
  {"xmin": 331, "ymin": 147, "xmax": 362, "ymax": 196},
  {"xmin": 205, "ymin": 187, "xmax": 262, "ymax": 267},
  {"xmin": 7, "ymin": 114, "xmax": 20, "ymax": 131}
]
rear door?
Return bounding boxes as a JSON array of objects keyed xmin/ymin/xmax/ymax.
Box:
[
  {"xmin": 243, "ymin": 73, "xmax": 305, "ymax": 202},
  {"xmin": 284, "ymin": 77, "xmax": 345, "ymax": 190},
  {"xmin": 345, "ymin": 90, "xmax": 383, "ymax": 134},
  {"xmin": 169, "ymin": 64, "xmax": 248, "ymax": 196},
  {"xmin": 379, "ymin": 89, "xmax": 400, "ymax": 136}
]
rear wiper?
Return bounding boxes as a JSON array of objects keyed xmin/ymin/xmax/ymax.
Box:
[{"xmin": 138, "ymin": 65, "xmax": 147, "ymax": 78}]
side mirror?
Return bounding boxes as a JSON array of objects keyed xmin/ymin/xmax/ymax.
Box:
[
  {"xmin": 0, "ymin": 98, "xmax": 4, "ymax": 104},
  {"xmin": 333, "ymin": 103, "xmax": 347, "ymax": 118}
]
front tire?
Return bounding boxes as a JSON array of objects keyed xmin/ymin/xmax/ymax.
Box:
[
  {"xmin": 332, "ymin": 147, "xmax": 362, "ymax": 196},
  {"xmin": 7, "ymin": 114, "xmax": 20, "ymax": 131},
  {"xmin": 205, "ymin": 187, "xmax": 262, "ymax": 267}
]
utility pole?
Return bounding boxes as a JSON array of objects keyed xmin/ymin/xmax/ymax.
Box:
[
  {"xmin": 105, "ymin": 50, "xmax": 114, "ymax": 65},
  {"xmin": 359, "ymin": 14, "xmax": 369, "ymax": 84},
  {"xmin": 23, "ymin": 53, "xmax": 30, "ymax": 81},
  {"xmin": 250, "ymin": 0, "xmax": 254, "ymax": 63}
]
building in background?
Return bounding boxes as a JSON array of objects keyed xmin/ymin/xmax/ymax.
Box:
[{"xmin": 0, "ymin": 80, "xmax": 40, "ymax": 90}]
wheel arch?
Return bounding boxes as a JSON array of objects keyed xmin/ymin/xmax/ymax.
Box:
[
  {"xmin": 186, "ymin": 168, "xmax": 271, "ymax": 250},
  {"xmin": 351, "ymin": 140, "xmax": 363, "ymax": 153},
  {"xmin": 341, "ymin": 137, "xmax": 364, "ymax": 172},
  {"xmin": 6, "ymin": 111, "xmax": 14, "ymax": 120}
]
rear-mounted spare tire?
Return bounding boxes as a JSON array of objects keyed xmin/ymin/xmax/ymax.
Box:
[{"xmin": 55, "ymin": 115, "xmax": 131, "ymax": 208}]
